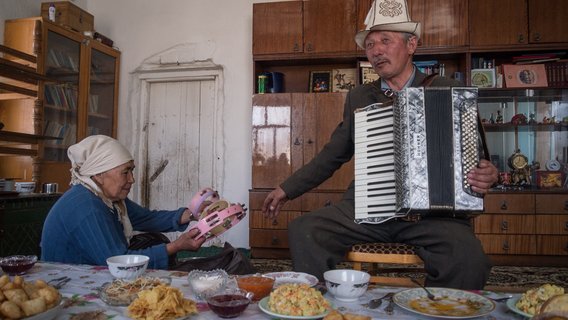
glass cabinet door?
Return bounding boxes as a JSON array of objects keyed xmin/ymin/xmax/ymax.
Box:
[
  {"xmin": 43, "ymin": 29, "xmax": 81, "ymax": 162},
  {"xmin": 87, "ymin": 45, "xmax": 117, "ymax": 137},
  {"xmin": 478, "ymin": 88, "xmax": 568, "ymax": 190}
]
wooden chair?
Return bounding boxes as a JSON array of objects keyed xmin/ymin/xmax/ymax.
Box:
[{"xmin": 346, "ymin": 242, "xmax": 425, "ymax": 286}]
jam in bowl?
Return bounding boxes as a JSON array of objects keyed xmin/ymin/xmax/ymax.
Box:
[
  {"xmin": 206, "ymin": 288, "xmax": 253, "ymax": 318},
  {"xmin": 0, "ymin": 255, "xmax": 38, "ymax": 275},
  {"xmin": 236, "ymin": 274, "xmax": 275, "ymax": 301}
]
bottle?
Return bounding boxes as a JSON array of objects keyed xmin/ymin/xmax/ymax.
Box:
[{"xmin": 48, "ymin": 4, "xmax": 56, "ymax": 22}]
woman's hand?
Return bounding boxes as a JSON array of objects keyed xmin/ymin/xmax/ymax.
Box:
[
  {"xmin": 166, "ymin": 228, "xmax": 206, "ymax": 255},
  {"xmin": 262, "ymin": 187, "xmax": 289, "ymax": 219},
  {"xmin": 467, "ymin": 159, "xmax": 499, "ymax": 194}
]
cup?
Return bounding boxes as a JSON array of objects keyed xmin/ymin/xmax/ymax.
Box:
[{"xmin": 42, "ymin": 183, "xmax": 58, "ymax": 193}]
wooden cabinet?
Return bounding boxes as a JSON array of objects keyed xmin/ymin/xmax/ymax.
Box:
[
  {"xmin": 252, "ymin": 92, "xmax": 353, "ymax": 190},
  {"xmin": 474, "ymin": 193, "xmax": 568, "ymax": 265},
  {"xmin": 253, "ymin": 0, "xmax": 358, "ymax": 56},
  {"xmin": 250, "ymin": 93, "xmax": 353, "ymax": 258},
  {"xmin": 252, "ymin": 1, "xmax": 303, "ymax": 55},
  {"xmin": 2, "ymin": 17, "xmax": 120, "ymax": 191},
  {"xmin": 303, "ymin": 0, "xmax": 358, "ymax": 54},
  {"xmin": 0, "ymin": 43, "xmax": 59, "ymax": 189},
  {"xmin": 469, "ymin": 0, "xmax": 568, "ymax": 47}
]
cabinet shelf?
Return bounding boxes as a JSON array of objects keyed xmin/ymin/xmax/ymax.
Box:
[
  {"xmin": 483, "ymin": 123, "xmax": 568, "ymax": 132},
  {"xmin": 0, "ymin": 130, "xmax": 61, "ymax": 156}
]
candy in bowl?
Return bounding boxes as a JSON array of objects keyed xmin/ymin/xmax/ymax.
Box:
[{"xmin": 187, "ymin": 269, "xmax": 228, "ymax": 300}]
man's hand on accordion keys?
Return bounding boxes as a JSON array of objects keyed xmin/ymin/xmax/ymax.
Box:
[{"xmin": 466, "ymin": 159, "xmax": 499, "ymax": 195}]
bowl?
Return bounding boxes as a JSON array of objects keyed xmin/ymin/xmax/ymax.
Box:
[
  {"xmin": 15, "ymin": 181, "xmax": 36, "ymax": 193},
  {"xmin": 323, "ymin": 269, "xmax": 370, "ymax": 302},
  {"xmin": 236, "ymin": 274, "xmax": 275, "ymax": 301},
  {"xmin": 187, "ymin": 269, "xmax": 228, "ymax": 300},
  {"xmin": 206, "ymin": 288, "xmax": 253, "ymax": 318},
  {"xmin": 0, "ymin": 255, "xmax": 37, "ymax": 275},
  {"xmin": 106, "ymin": 254, "xmax": 149, "ymax": 280}
]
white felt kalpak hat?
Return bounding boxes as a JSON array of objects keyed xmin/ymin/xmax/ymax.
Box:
[{"xmin": 355, "ymin": 0, "xmax": 421, "ymax": 49}]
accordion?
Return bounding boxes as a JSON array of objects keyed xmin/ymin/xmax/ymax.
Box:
[{"xmin": 354, "ymin": 87, "xmax": 485, "ymax": 223}]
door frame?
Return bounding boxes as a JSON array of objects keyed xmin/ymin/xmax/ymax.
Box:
[{"xmin": 131, "ymin": 62, "xmax": 225, "ymax": 207}]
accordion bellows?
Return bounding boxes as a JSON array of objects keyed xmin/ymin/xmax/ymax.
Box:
[{"xmin": 354, "ymin": 87, "xmax": 484, "ymax": 223}]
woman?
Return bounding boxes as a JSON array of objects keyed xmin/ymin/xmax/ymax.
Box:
[{"xmin": 40, "ymin": 135, "xmax": 205, "ymax": 269}]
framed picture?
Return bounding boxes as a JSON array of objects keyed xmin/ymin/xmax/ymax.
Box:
[
  {"xmin": 502, "ymin": 64, "xmax": 548, "ymax": 88},
  {"xmin": 471, "ymin": 68, "xmax": 496, "ymax": 88},
  {"xmin": 536, "ymin": 171, "xmax": 564, "ymax": 189},
  {"xmin": 358, "ymin": 61, "xmax": 380, "ymax": 85},
  {"xmin": 309, "ymin": 71, "xmax": 331, "ymax": 93},
  {"xmin": 331, "ymin": 68, "xmax": 357, "ymax": 92}
]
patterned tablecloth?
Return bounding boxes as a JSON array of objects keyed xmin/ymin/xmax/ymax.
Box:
[{"xmin": 11, "ymin": 262, "xmax": 526, "ymax": 319}]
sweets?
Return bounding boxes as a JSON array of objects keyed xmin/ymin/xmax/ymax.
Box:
[{"xmin": 0, "ymin": 274, "xmax": 61, "ymax": 319}]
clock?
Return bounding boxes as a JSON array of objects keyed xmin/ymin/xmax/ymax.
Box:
[{"xmin": 508, "ymin": 150, "xmax": 528, "ymax": 170}]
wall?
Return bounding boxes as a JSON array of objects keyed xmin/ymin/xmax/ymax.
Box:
[{"xmin": 1, "ymin": 0, "xmax": 285, "ymax": 249}]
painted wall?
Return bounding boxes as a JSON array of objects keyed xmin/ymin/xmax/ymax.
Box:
[{"xmin": 1, "ymin": 0, "xmax": 285, "ymax": 249}]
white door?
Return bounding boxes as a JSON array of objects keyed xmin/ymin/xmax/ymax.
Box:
[{"xmin": 146, "ymin": 78, "xmax": 217, "ymax": 213}]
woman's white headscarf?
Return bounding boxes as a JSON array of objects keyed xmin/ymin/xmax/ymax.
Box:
[{"xmin": 68, "ymin": 135, "xmax": 135, "ymax": 243}]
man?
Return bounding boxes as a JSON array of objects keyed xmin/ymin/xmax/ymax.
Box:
[{"xmin": 262, "ymin": 0, "xmax": 498, "ymax": 289}]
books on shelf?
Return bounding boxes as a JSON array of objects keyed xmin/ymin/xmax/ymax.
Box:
[
  {"xmin": 414, "ymin": 60, "xmax": 445, "ymax": 76},
  {"xmin": 545, "ymin": 61, "xmax": 568, "ymax": 87},
  {"xmin": 43, "ymin": 121, "xmax": 76, "ymax": 145},
  {"xmin": 44, "ymin": 84, "xmax": 78, "ymax": 110}
]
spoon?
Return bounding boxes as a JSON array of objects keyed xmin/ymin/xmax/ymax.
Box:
[
  {"xmin": 366, "ymin": 292, "xmax": 394, "ymax": 309},
  {"xmin": 411, "ymin": 278, "xmax": 437, "ymax": 301}
]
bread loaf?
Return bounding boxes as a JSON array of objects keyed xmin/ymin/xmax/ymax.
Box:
[{"xmin": 540, "ymin": 294, "xmax": 568, "ymax": 314}]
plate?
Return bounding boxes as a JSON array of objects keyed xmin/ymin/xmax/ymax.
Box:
[
  {"xmin": 264, "ymin": 272, "xmax": 318, "ymax": 287},
  {"xmin": 99, "ymin": 276, "xmax": 171, "ymax": 306},
  {"xmin": 23, "ymin": 296, "xmax": 64, "ymax": 320},
  {"xmin": 506, "ymin": 296, "xmax": 532, "ymax": 319},
  {"xmin": 393, "ymin": 288, "xmax": 496, "ymax": 319},
  {"xmin": 258, "ymin": 296, "xmax": 331, "ymax": 320}
]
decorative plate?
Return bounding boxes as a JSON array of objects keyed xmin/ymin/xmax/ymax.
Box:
[
  {"xmin": 506, "ymin": 296, "xmax": 532, "ymax": 319},
  {"xmin": 264, "ymin": 272, "xmax": 318, "ymax": 287},
  {"xmin": 393, "ymin": 287, "xmax": 495, "ymax": 319},
  {"xmin": 258, "ymin": 296, "xmax": 331, "ymax": 320}
]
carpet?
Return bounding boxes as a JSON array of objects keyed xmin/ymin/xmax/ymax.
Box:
[{"xmin": 250, "ymin": 259, "xmax": 568, "ymax": 293}]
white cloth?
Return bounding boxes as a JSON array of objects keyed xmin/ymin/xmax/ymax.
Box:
[{"xmin": 67, "ymin": 135, "xmax": 135, "ymax": 243}]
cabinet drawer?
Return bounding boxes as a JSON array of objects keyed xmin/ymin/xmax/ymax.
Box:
[
  {"xmin": 249, "ymin": 190, "xmax": 301, "ymax": 211},
  {"xmin": 474, "ymin": 214, "xmax": 535, "ymax": 234},
  {"xmin": 535, "ymin": 215, "xmax": 568, "ymax": 234},
  {"xmin": 535, "ymin": 194, "xmax": 568, "ymax": 214},
  {"xmin": 477, "ymin": 235, "xmax": 537, "ymax": 255},
  {"xmin": 250, "ymin": 229, "xmax": 289, "ymax": 249},
  {"xmin": 537, "ymin": 235, "xmax": 568, "ymax": 255},
  {"xmin": 484, "ymin": 194, "xmax": 535, "ymax": 214},
  {"xmin": 249, "ymin": 210, "xmax": 302, "ymax": 229}
]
